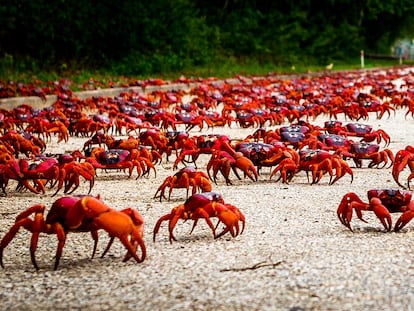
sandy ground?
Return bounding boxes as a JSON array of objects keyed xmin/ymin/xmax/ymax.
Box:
[{"xmin": 1, "ymin": 101, "xmax": 414, "ymax": 310}]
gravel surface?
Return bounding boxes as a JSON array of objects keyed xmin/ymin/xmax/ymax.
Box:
[{"xmin": 1, "ymin": 94, "xmax": 414, "ymax": 310}]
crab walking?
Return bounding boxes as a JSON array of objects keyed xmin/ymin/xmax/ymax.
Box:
[
  {"xmin": 154, "ymin": 166, "xmax": 212, "ymax": 201},
  {"xmin": 153, "ymin": 192, "xmax": 245, "ymax": 243},
  {"xmin": 337, "ymin": 189, "xmax": 414, "ymax": 232},
  {"xmin": 0, "ymin": 195, "xmax": 146, "ymax": 270}
]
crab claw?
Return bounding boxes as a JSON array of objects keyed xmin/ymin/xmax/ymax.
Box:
[
  {"xmin": 394, "ymin": 201, "xmax": 414, "ymax": 232},
  {"xmin": 78, "ymin": 197, "xmax": 146, "ymax": 263},
  {"xmin": 337, "ymin": 192, "xmax": 367, "ymax": 231},
  {"xmin": 0, "ymin": 204, "xmax": 46, "ymax": 270},
  {"xmin": 269, "ymin": 158, "xmax": 297, "ymax": 184},
  {"xmin": 213, "ymin": 203, "xmax": 241, "ymax": 239},
  {"xmin": 153, "ymin": 205, "xmax": 183, "ymax": 243},
  {"xmin": 117, "ymin": 208, "xmax": 145, "ymax": 262},
  {"xmin": 214, "ymin": 203, "xmax": 245, "ymax": 239},
  {"xmin": 233, "ymin": 152, "xmax": 258, "ymax": 182},
  {"xmin": 370, "ymin": 197, "xmax": 392, "ymax": 231},
  {"xmin": 392, "ymin": 149, "xmax": 413, "ymax": 189}
]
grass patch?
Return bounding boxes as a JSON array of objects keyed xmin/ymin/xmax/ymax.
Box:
[{"xmin": 0, "ymin": 54, "xmax": 412, "ymax": 90}]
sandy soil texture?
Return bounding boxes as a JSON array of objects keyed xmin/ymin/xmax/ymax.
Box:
[{"xmin": 1, "ymin": 76, "xmax": 414, "ymax": 310}]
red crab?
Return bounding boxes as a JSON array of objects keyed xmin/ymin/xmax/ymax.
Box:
[
  {"xmin": 279, "ymin": 124, "xmax": 309, "ymax": 149},
  {"xmin": 84, "ymin": 133, "xmax": 162, "ymax": 165},
  {"xmin": 0, "ymin": 195, "xmax": 146, "ymax": 270},
  {"xmin": 235, "ymin": 141, "xmax": 284, "ymax": 170},
  {"xmin": 207, "ymin": 150, "xmax": 259, "ymax": 185},
  {"xmin": 54, "ymin": 154, "xmax": 96, "ymax": 196},
  {"xmin": 83, "ymin": 132, "xmax": 140, "ymax": 152},
  {"xmin": 174, "ymin": 112, "xmax": 214, "ymax": 131},
  {"xmin": 297, "ymin": 149, "xmax": 353, "ymax": 185},
  {"xmin": 198, "ymin": 110, "xmax": 234, "ymax": 127},
  {"xmin": 236, "ymin": 111, "xmax": 266, "ymax": 128},
  {"xmin": 19, "ymin": 132, "xmax": 47, "ymax": 153},
  {"xmin": 153, "ymin": 192, "xmax": 245, "ymax": 243},
  {"xmin": 348, "ymin": 142, "xmax": 394, "ymax": 168},
  {"xmin": 207, "ymin": 150, "xmax": 241, "ymax": 185},
  {"xmin": 173, "ymin": 134, "xmax": 231, "ymax": 169},
  {"xmin": 26, "ymin": 118, "xmax": 69, "ymax": 143},
  {"xmin": 114, "ymin": 115, "xmax": 152, "ymax": 135},
  {"xmin": 355, "ymin": 92, "xmax": 395, "ymax": 119},
  {"xmin": 17, "ymin": 157, "xmax": 61, "ymax": 194},
  {"xmin": 11, "ymin": 152, "xmax": 95, "ymax": 196},
  {"xmin": 1, "ymin": 131, "xmax": 41, "ymax": 158},
  {"xmin": 324, "ymin": 121, "xmax": 390, "ymax": 147},
  {"xmin": 318, "ymin": 133, "xmax": 353, "ymax": 155},
  {"xmin": 337, "ymin": 189, "xmax": 414, "ymax": 232},
  {"xmin": 86, "ymin": 147, "xmax": 155, "ymax": 178},
  {"xmin": 0, "ymin": 158, "xmax": 24, "ymax": 195},
  {"xmin": 138, "ymin": 128, "xmax": 171, "ymax": 159},
  {"xmin": 69, "ymin": 116, "xmax": 108, "ymax": 137},
  {"xmin": 245, "ymin": 127, "xmax": 280, "ymax": 143},
  {"xmin": 392, "ymin": 145, "xmax": 414, "ymax": 189},
  {"xmin": 269, "ymin": 156, "xmax": 301, "ymax": 184},
  {"xmin": 153, "ymin": 166, "xmax": 212, "ymax": 201},
  {"xmin": 346, "ymin": 122, "xmax": 390, "ymax": 146}
]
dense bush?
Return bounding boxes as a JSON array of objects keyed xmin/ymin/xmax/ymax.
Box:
[{"xmin": 0, "ymin": 0, "xmax": 413, "ymax": 75}]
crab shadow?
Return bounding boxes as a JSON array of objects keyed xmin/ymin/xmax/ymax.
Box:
[{"xmin": 347, "ymin": 225, "xmax": 413, "ymax": 234}]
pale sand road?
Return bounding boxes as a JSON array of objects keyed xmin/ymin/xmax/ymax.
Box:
[{"xmin": 1, "ymin": 107, "xmax": 414, "ymax": 310}]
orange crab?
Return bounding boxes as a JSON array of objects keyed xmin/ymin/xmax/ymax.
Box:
[
  {"xmin": 297, "ymin": 149, "xmax": 353, "ymax": 185},
  {"xmin": 206, "ymin": 150, "xmax": 259, "ymax": 185},
  {"xmin": 348, "ymin": 142, "xmax": 394, "ymax": 169},
  {"xmin": 337, "ymin": 189, "xmax": 414, "ymax": 232},
  {"xmin": 154, "ymin": 166, "xmax": 212, "ymax": 201},
  {"xmin": 0, "ymin": 158, "xmax": 24, "ymax": 195},
  {"xmin": 55, "ymin": 160, "xmax": 96, "ymax": 196},
  {"xmin": 0, "ymin": 195, "xmax": 146, "ymax": 270},
  {"xmin": 86, "ymin": 147, "xmax": 155, "ymax": 178},
  {"xmin": 153, "ymin": 192, "xmax": 245, "ymax": 243},
  {"xmin": 0, "ymin": 131, "xmax": 41, "ymax": 158},
  {"xmin": 392, "ymin": 145, "xmax": 414, "ymax": 189},
  {"xmin": 324, "ymin": 121, "xmax": 391, "ymax": 147}
]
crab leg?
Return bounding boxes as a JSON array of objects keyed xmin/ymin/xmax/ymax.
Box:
[
  {"xmin": 394, "ymin": 201, "xmax": 414, "ymax": 232},
  {"xmin": 368, "ymin": 198, "xmax": 392, "ymax": 231}
]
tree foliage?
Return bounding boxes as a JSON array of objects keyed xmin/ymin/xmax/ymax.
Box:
[{"xmin": 0, "ymin": 0, "xmax": 413, "ymax": 74}]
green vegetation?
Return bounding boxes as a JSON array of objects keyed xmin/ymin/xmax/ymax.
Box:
[
  {"xmin": 1, "ymin": 56, "xmax": 411, "ymax": 89},
  {"xmin": 1, "ymin": 0, "xmax": 413, "ymax": 83}
]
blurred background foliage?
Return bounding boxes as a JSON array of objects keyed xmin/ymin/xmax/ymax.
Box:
[{"xmin": 0, "ymin": 0, "xmax": 413, "ymax": 78}]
